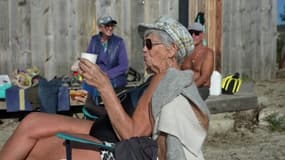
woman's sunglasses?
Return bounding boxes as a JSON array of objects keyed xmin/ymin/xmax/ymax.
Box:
[
  {"xmin": 189, "ymin": 30, "xmax": 201, "ymax": 36},
  {"xmin": 103, "ymin": 24, "xmax": 115, "ymax": 28},
  {"xmin": 143, "ymin": 39, "xmax": 164, "ymax": 50}
]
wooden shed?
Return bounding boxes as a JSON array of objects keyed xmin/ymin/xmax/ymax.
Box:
[{"xmin": 0, "ymin": 0, "xmax": 277, "ymax": 80}]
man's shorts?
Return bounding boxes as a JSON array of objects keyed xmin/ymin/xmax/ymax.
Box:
[{"xmin": 198, "ymin": 86, "xmax": 209, "ymax": 100}]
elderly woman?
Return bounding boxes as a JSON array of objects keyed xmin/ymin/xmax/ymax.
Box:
[{"xmin": 0, "ymin": 16, "xmax": 209, "ymax": 160}]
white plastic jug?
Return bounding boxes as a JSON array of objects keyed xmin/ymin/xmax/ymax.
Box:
[{"xmin": 210, "ymin": 71, "xmax": 222, "ymax": 96}]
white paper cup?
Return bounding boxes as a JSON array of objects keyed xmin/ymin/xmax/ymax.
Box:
[{"xmin": 81, "ymin": 52, "xmax": 97, "ymax": 64}]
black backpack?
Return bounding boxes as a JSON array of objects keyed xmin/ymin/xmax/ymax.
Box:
[
  {"xmin": 114, "ymin": 136, "xmax": 157, "ymax": 160},
  {"xmin": 221, "ymin": 72, "xmax": 242, "ymax": 94}
]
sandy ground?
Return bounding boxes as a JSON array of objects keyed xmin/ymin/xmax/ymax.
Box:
[
  {"xmin": 204, "ymin": 78, "xmax": 285, "ymax": 160},
  {"xmin": 204, "ymin": 123, "xmax": 285, "ymax": 160},
  {"xmin": 0, "ymin": 76, "xmax": 285, "ymax": 159}
]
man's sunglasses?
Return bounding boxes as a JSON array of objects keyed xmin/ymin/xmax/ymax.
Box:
[
  {"xmin": 143, "ymin": 39, "xmax": 164, "ymax": 50},
  {"xmin": 189, "ymin": 30, "xmax": 201, "ymax": 36}
]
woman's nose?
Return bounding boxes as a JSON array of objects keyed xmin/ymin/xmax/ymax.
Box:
[{"xmin": 142, "ymin": 46, "xmax": 148, "ymax": 54}]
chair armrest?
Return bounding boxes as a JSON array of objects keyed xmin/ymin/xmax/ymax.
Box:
[
  {"xmin": 56, "ymin": 132, "xmax": 115, "ymax": 151},
  {"xmin": 82, "ymin": 107, "xmax": 99, "ymax": 120}
]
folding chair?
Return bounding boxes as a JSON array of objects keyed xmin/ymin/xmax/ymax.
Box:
[{"xmin": 56, "ymin": 132, "xmax": 115, "ymax": 160}]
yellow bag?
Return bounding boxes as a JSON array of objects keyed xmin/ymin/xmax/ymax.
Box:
[{"xmin": 221, "ymin": 73, "xmax": 242, "ymax": 94}]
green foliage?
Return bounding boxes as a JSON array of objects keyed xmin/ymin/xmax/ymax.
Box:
[{"xmin": 264, "ymin": 113, "xmax": 285, "ymax": 132}]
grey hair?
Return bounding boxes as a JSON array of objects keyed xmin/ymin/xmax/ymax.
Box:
[
  {"xmin": 144, "ymin": 29, "xmax": 174, "ymax": 47},
  {"xmin": 144, "ymin": 29, "xmax": 182, "ymax": 63}
]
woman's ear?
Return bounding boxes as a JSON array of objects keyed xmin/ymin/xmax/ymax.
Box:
[{"xmin": 168, "ymin": 43, "xmax": 178, "ymax": 58}]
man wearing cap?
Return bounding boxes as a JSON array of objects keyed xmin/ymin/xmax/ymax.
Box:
[
  {"xmin": 181, "ymin": 22, "xmax": 214, "ymax": 100},
  {"xmin": 82, "ymin": 15, "xmax": 129, "ymax": 104}
]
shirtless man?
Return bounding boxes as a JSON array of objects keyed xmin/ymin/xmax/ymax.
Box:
[{"xmin": 181, "ymin": 22, "xmax": 214, "ymax": 100}]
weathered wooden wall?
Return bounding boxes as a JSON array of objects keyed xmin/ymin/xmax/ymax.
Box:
[
  {"xmin": 0, "ymin": 0, "xmax": 97, "ymax": 80},
  {"xmin": 0, "ymin": 0, "xmax": 179, "ymax": 80},
  {"xmin": 222, "ymin": 0, "xmax": 277, "ymax": 80},
  {"xmin": 0, "ymin": 0, "xmax": 277, "ymax": 81}
]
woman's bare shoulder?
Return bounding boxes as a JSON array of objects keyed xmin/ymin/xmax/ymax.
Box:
[{"xmin": 135, "ymin": 74, "xmax": 165, "ymax": 109}]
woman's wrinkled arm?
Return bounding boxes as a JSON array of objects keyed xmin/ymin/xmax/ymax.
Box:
[{"xmin": 78, "ymin": 59, "xmax": 161, "ymax": 140}]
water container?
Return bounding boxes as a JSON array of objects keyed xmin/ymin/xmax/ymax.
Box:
[
  {"xmin": 210, "ymin": 71, "xmax": 222, "ymax": 96},
  {"xmin": 0, "ymin": 75, "xmax": 12, "ymax": 99}
]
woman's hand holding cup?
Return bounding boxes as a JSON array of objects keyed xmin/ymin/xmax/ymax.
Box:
[
  {"xmin": 80, "ymin": 52, "xmax": 98, "ymax": 64},
  {"xmin": 79, "ymin": 58, "xmax": 112, "ymax": 93}
]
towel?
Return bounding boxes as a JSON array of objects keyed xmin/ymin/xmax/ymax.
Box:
[
  {"xmin": 6, "ymin": 86, "xmax": 33, "ymax": 112},
  {"xmin": 152, "ymin": 68, "xmax": 210, "ymax": 160}
]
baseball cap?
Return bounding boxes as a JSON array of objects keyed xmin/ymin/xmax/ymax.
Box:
[
  {"xmin": 188, "ymin": 22, "xmax": 203, "ymax": 32},
  {"xmin": 97, "ymin": 16, "xmax": 117, "ymax": 26},
  {"xmin": 138, "ymin": 16, "xmax": 194, "ymax": 62}
]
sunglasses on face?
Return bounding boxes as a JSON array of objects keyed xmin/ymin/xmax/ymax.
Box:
[
  {"xmin": 189, "ymin": 30, "xmax": 201, "ymax": 36},
  {"xmin": 143, "ymin": 39, "xmax": 164, "ymax": 50}
]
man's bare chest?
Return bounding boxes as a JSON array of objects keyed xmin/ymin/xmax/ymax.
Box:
[{"xmin": 191, "ymin": 50, "xmax": 206, "ymax": 67}]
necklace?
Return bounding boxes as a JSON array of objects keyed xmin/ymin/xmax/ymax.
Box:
[
  {"xmin": 191, "ymin": 48, "xmax": 204, "ymax": 64},
  {"xmin": 191, "ymin": 52, "xmax": 199, "ymax": 64}
]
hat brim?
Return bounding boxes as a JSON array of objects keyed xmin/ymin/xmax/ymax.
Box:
[
  {"xmin": 101, "ymin": 20, "xmax": 117, "ymax": 25},
  {"xmin": 188, "ymin": 23, "xmax": 203, "ymax": 32},
  {"xmin": 138, "ymin": 23, "xmax": 163, "ymax": 38},
  {"xmin": 188, "ymin": 29, "xmax": 203, "ymax": 32}
]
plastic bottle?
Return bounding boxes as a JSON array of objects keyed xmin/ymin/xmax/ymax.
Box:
[{"xmin": 210, "ymin": 70, "xmax": 222, "ymax": 96}]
